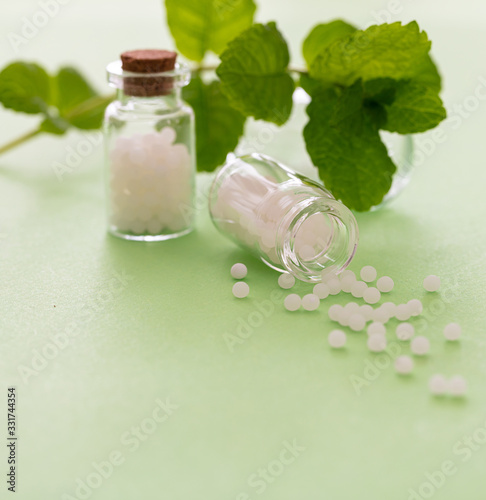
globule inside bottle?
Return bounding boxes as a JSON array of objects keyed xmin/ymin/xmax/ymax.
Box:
[{"xmin": 209, "ymin": 154, "xmax": 359, "ymax": 283}]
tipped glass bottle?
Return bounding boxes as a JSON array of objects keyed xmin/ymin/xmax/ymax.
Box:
[
  {"xmin": 209, "ymin": 154, "xmax": 359, "ymax": 283},
  {"xmin": 104, "ymin": 50, "xmax": 195, "ymax": 241}
]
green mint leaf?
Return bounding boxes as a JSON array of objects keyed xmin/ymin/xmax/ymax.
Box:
[
  {"xmin": 39, "ymin": 115, "xmax": 70, "ymax": 135},
  {"xmin": 54, "ymin": 67, "xmax": 97, "ymax": 115},
  {"xmin": 363, "ymin": 77, "xmax": 397, "ymax": 105},
  {"xmin": 303, "ymin": 20, "xmax": 356, "ymax": 68},
  {"xmin": 304, "ymin": 88, "xmax": 396, "ymax": 211},
  {"xmin": 299, "ymin": 73, "xmax": 327, "ymax": 97},
  {"xmin": 0, "ymin": 62, "xmax": 51, "ymax": 114},
  {"xmin": 382, "ymin": 81, "xmax": 446, "ymax": 134},
  {"xmin": 183, "ymin": 76, "xmax": 245, "ymax": 171},
  {"xmin": 310, "ymin": 21, "xmax": 432, "ymax": 86},
  {"xmin": 217, "ymin": 22, "xmax": 294, "ymax": 125},
  {"xmin": 414, "ymin": 54, "xmax": 442, "ymax": 91},
  {"xmin": 64, "ymin": 95, "xmax": 113, "ymax": 130},
  {"xmin": 165, "ymin": 0, "xmax": 256, "ymax": 62}
]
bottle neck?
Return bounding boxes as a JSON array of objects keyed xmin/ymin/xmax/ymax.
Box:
[
  {"xmin": 275, "ymin": 191, "xmax": 359, "ymax": 283},
  {"xmin": 115, "ymin": 87, "xmax": 183, "ymax": 113}
]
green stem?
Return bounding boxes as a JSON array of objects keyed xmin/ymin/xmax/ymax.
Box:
[
  {"xmin": 0, "ymin": 128, "xmax": 43, "ymax": 156},
  {"xmin": 0, "ymin": 93, "xmax": 115, "ymax": 157}
]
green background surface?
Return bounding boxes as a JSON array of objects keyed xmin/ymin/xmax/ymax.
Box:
[{"xmin": 1, "ymin": 1, "xmax": 486, "ymax": 499}]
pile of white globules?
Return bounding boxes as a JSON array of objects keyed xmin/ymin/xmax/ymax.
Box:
[
  {"xmin": 211, "ymin": 171, "xmax": 333, "ymax": 266},
  {"xmin": 230, "ymin": 261, "xmax": 467, "ymax": 398},
  {"xmin": 108, "ymin": 127, "xmax": 193, "ymax": 235}
]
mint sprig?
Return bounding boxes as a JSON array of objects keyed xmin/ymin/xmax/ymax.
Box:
[
  {"xmin": 0, "ymin": 62, "xmax": 113, "ymax": 155},
  {"xmin": 0, "ymin": 5, "xmax": 447, "ymax": 212}
]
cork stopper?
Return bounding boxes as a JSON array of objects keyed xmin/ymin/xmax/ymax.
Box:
[{"xmin": 120, "ymin": 49, "xmax": 178, "ymax": 97}]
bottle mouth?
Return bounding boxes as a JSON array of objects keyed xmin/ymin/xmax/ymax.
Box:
[
  {"xmin": 277, "ymin": 197, "xmax": 359, "ymax": 283},
  {"xmin": 106, "ymin": 60, "xmax": 191, "ymax": 96}
]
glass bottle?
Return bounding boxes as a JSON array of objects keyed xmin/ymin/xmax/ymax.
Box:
[
  {"xmin": 209, "ymin": 154, "xmax": 359, "ymax": 283},
  {"xmin": 104, "ymin": 50, "xmax": 195, "ymax": 241}
]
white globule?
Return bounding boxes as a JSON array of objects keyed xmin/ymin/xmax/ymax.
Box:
[
  {"xmin": 328, "ymin": 329, "xmax": 347, "ymax": 348},
  {"xmin": 372, "ymin": 306, "xmax": 391, "ymax": 324},
  {"xmin": 395, "ymin": 355, "xmax": 414, "ymax": 375},
  {"xmin": 313, "ymin": 282, "xmax": 330, "ymax": 299},
  {"xmin": 302, "ymin": 294, "xmax": 320, "ymax": 311},
  {"xmin": 367, "ymin": 322, "xmax": 386, "ymax": 336},
  {"xmin": 231, "ymin": 263, "xmax": 247, "ymax": 279},
  {"xmin": 340, "ymin": 270, "xmax": 356, "ymax": 281},
  {"xmin": 351, "ymin": 281, "xmax": 367, "ymax": 298},
  {"xmin": 360, "ymin": 305, "xmax": 374, "ymax": 322},
  {"xmin": 411, "ymin": 336, "xmax": 430, "ymax": 355},
  {"xmin": 377, "ymin": 276, "xmax": 394, "ymax": 293},
  {"xmin": 429, "ymin": 374, "xmax": 448, "ymax": 395},
  {"xmin": 423, "ymin": 275, "xmax": 441, "ymax": 292},
  {"xmin": 368, "ymin": 333, "xmax": 387, "ymax": 352},
  {"xmin": 360, "ymin": 265, "xmax": 377, "ymax": 283},
  {"xmin": 349, "ymin": 313, "xmax": 366, "ymax": 332},
  {"xmin": 109, "ymin": 129, "xmax": 192, "ymax": 235},
  {"xmin": 328, "ymin": 304, "xmax": 343, "ymax": 322},
  {"xmin": 363, "ymin": 287, "xmax": 381, "ymax": 305},
  {"xmin": 232, "ymin": 281, "xmax": 250, "ymax": 298},
  {"xmin": 396, "ymin": 322, "xmax": 415, "ymax": 341},
  {"xmin": 407, "ymin": 299, "xmax": 423, "ymax": 316},
  {"xmin": 278, "ymin": 273, "xmax": 295, "ymax": 289},
  {"xmin": 340, "ymin": 274, "xmax": 356, "ymax": 293},
  {"xmin": 448, "ymin": 375, "xmax": 467, "ymax": 396},
  {"xmin": 284, "ymin": 294, "xmax": 301, "ymax": 311},
  {"xmin": 327, "ymin": 278, "xmax": 342, "ymax": 295},
  {"xmin": 395, "ymin": 304, "xmax": 411, "ymax": 321},
  {"xmin": 443, "ymin": 323, "xmax": 462, "ymax": 341}
]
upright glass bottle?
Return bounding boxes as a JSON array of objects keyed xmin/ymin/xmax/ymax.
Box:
[
  {"xmin": 209, "ymin": 154, "xmax": 359, "ymax": 283},
  {"xmin": 104, "ymin": 50, "xmax": 195, "ymax": 241}
]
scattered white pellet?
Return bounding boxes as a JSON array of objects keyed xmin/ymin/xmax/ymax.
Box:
[
  {"xmin": 367, "ymin": 322, "xmax": 386, "ymax": 336},
  {"xmin": 340, "ymin": 270, "xmax": 356, "ymax": 281},
  {"xmin": 284, "ymin": 294, "xmax": 301, "ymax": 311},
  {"xmin": 368, "ymin": 333, "xmax": 387, "ymax": 352},
  {"xmin": 411, "ymin": 336, "xmax": 430, "ymax": 355},
  {"xmin": 363, "ymin": 287, "xmax": 381, "ymax": 305},
  {"xmin": 232, "ymin": 281, "xmax": 249, "ymax": 298},
  {"xmin": 231, "ymin": 263, "xmax": 247, "ymax": 279},
  {"xmin": 395, "ymin": 304, "xmax": 411, "ymax": 321},
  {"xmin": 372, "ymin": 306, "xmax": 391, "ymax": 324},
  {"xmin": 278, "ymin": 273, "xmax": 295, "ymax": 289},
  {"xmin": 349, "ymin": 313, "xmax": 366, "ymax": 332},
  {"xmin": 396, "ymin": 322, "xmax": 415, "ymax": 341},
  {"xmin": 343, "ymin": 302, "xmax": 361, "ymax": 315},
  {"xmin": 448, "ymin": 375, "xmax": 467, "ymax": 396},
  {"xmin": 351, "ymin": 280, "xmax": 367, "ymax": 298},
  {"xmin": 313, "ymin": 282, "xmax": 330, "ymax": 299},
  {"xmin": 395, "ymin": 355, "xmax": 414, "ymax": 374},
  {"xmin": 377, "ymin": 276, "xmax": 394, "ymax": 293},
  {"xmin": 360, "ymin": 265, "xmax": 377, "ymax": 283},
  {"xmin": 423, "ymin": 275, "xmax": 440, "ymax": 292},
  {"xmin": 327, "ymin": 278, "xmax": 342, "ymax": 295},
  {"xmin": 443, "ymin": 323, "xmax": 461, "ymax": 341},
  {"xmin": 340, "ymin": 274, "xmax": 356, "ymax": 293},
  {"xmin": 429, "ymin": 374, "xmax": 448, "ymax": 395},
  {"xmin": 381, "ymin": 302, "xmax": 397, "ymax": 317},
  {"xmin": 328, "ymin": 304, "xmax": 343, "ymax": 322},
  {"xmin": 328, "ymin": 329, "xmax": 347, "ymax": 348},
  {"xmin": 360, "ymin": 305, "xmax": 374, "ymax": 322},
  {"xmin": 407, "ymin": 299, "xmax": 423, "ymax": 316},
  {"xmin": 302, "ymin": 294, "xmax": 320, "ymax": 311}
]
